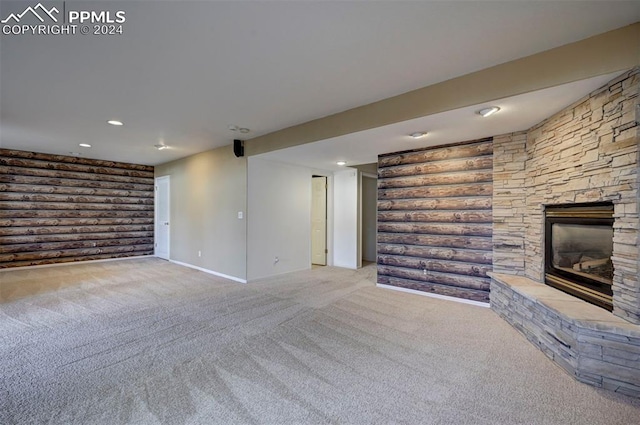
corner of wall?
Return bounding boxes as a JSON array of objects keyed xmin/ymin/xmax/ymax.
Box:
[
  {"xmin": 514, "ymin": 68, "xmax": 640, "ymax": 323},
  {"xmin": 492, "ymin": 132, "xmax": 527, "ymax": 276},
  {"xmin": 333, "ymin": 168, "xmax": 359, "ymax": 269},
  {"xmin": 154, "ymin": 145, "xmax": 248, "ymax": 281}
]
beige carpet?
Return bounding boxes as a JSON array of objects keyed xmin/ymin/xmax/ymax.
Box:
[{"xmin": 1, "ymin": 257, "xmax": 639, "ymax": 424}]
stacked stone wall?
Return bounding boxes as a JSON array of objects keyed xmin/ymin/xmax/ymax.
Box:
[
  {"xmin": 492, "ymin": 132, "xmax": 527, "ymax": 275},
  {"xmin": 493, "ymin": 68, "xmax": 640, "ymax": 323}
]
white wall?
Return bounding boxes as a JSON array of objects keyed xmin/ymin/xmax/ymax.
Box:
[
  {"xmin": 157, "ymin": 150, "xmax": 355, "ymax": 280},
  {"xmin": 155, "ymin": 146, "xmax": 247, "ymax": 281},
  {"xmin": 247, "ymin": 157, "xmax": 312, "ymax": 280},
  {"xmin": 333, "ymin": 168, "xmax": 359, "ymax": 269}
]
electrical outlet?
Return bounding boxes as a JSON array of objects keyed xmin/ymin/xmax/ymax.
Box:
[
  {"xmin": 274, "ymin": 256, "xmax": 279, "ymax": 265},
  {"xmin": 423, "ymin": 268, "xmax": 427, "ymax": 275},
  {"xmin": 198, "ymin": 250, "xmax": 201, "ymax": 257}
]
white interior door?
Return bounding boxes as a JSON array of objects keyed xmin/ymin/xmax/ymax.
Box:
[
  {"xmin": 155, "ymin": 176, "xmax": 170, "ymax": 260},
  {"xmin": 311, "ymin": 176, "xmax": 327, "ymax": 265}
]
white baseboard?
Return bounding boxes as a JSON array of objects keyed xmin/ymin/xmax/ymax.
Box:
[
  {"xmin": 247, "ymin": 266, "xmax": 313, "ymax": 282},
  {"xmin": 0, "ymin": 255, "xmax": 151, "ymax": 272},
  {"xmin": 168, "ymin": 259, "xmax": 247, "ymax": 283},
  {"xmin": 376, "ymin": 283, "xmax": 490, "ymax": 308}
]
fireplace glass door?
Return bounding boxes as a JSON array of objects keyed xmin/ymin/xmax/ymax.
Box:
[
  {"xmin": 545, "ymin": 203, "xmax": 614, "ymax": 311},
  {"xmin": 550, "ymin": 223, "xmax": 613, "ymax": 284}
]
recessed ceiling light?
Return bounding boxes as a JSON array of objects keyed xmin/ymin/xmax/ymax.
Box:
[
  {"xmin": 410, "ymin": 132, "xmax": 427, "ymax": 139},
  {"xmin": 336, "ymin": 161, "xmax": 347, "ymax": 166},
  {"xmin": 238, "ymin": 127, "xmax": 250, "ymax": 134},
  {"xmin": 107, "ymin": 120, "xmax": 124, "ymax": 126},
  {"xmin": 154, "ymin": 144, "xmax": 169, "ymax": 150},
  {"xmin": 79, "ymin": 143, "xmax": 91, "ymax": 148},
  {"xmin": 69, "ymin": 152, "xmax": 80, "ymax": 156},
  {"xmin": 477, "ymin": 106, "xmax": 500, "ymax": 117}
]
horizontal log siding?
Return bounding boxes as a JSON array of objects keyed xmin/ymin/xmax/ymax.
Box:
[
  {"xmin": 377, "ymin": 139, "xmax": 493, "ymax": 302},
  {"xmin": 0, "ymin": 149, "xmax": 154, "ymax": 268}
]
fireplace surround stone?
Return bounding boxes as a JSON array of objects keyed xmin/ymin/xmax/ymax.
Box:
[
  {"xmin": 490, "ymin": 273, "xmax": 640, "ymax": 397},
  {"xmin": 491, "ymin": 68, "xmax": 639, "ymax": 396}
]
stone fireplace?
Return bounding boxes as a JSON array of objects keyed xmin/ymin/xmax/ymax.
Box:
[{"xmin": 490, "ymin": 68, "xmax": 640, "ymax": 397}]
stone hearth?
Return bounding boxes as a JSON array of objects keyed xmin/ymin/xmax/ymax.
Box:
[{"xmin": 491, "ymin": 273, "xmax": 640, "ymax": 397}]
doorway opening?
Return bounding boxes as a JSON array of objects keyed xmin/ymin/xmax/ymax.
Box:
[
  {"xmin": 361, "ymin": 174, "xmax": 377, "ymax": 267},
  {"xmin": 311, "ymin": 176, "xmax": 327, "ymax": 266}
]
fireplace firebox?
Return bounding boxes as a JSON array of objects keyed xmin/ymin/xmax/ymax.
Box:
[{"xmin": 544, "ymin": 202, "xmax": 614, "ymax": 311}]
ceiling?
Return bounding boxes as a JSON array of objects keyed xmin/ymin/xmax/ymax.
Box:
[
  {"xmin": 1, "ymin": 1, "xmax": 639, "ymax": 167},
  {"xmin": 256, "ymin": 72, "xmax": 623, "ymax": 171}
]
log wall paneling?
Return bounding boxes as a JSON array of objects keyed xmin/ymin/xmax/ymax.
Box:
[
  {"xmin": 0, "ymin": 149, "xmax": 155, "ymax": 268},
  {"xmin": 377, "ymin": 139, "xmax": 493, "ymax": 302}
]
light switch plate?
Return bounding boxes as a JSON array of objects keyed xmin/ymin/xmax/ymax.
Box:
[{"xmin": 238, "ymin": 211, "xmax": 243, "ymax": 219}]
